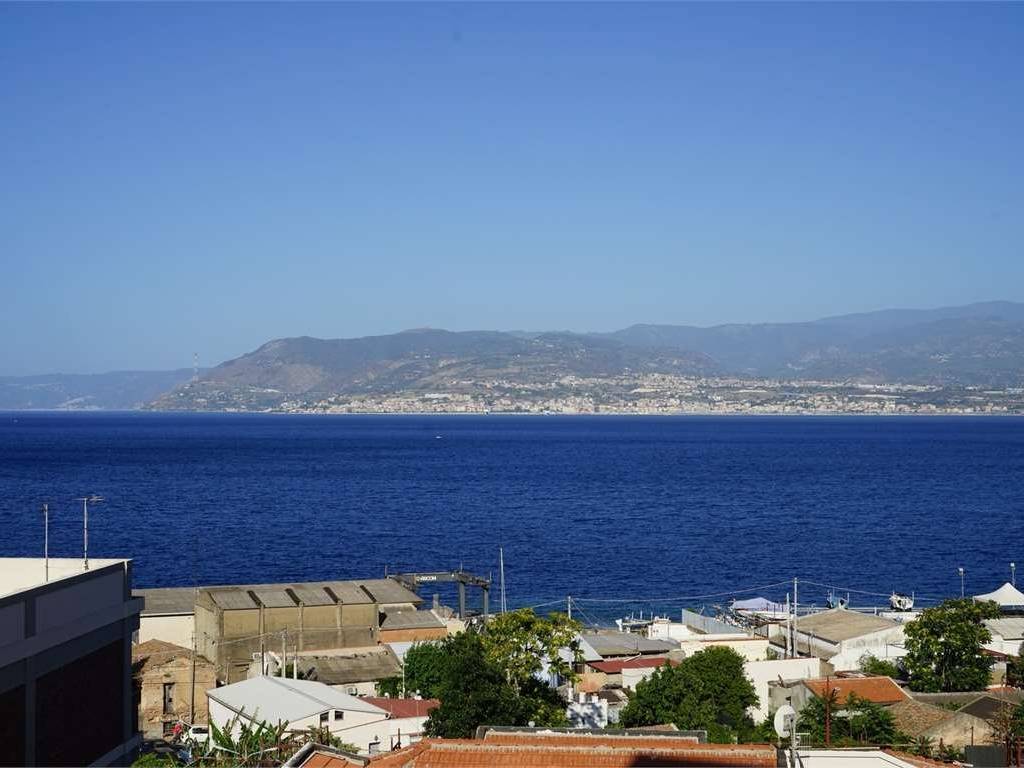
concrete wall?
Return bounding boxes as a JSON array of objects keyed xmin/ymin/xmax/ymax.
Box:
[
  {"xmin": 0, "ymin": 559, "xmax": 142, "ymax": 766},
  {"xmin": 135, "ymin": 655, "xmax": 217, "ymax": 738},
  {"xmin": 329, "ymin": 680, "xmax": 378, "ymax": 696},
  {"xmin": 138, "ymin": 614, "xmax": 194, "ymax": 648},
  {"xmin": 678, "ymin": 637, "xmax": 770, "ymax": 662},
  {"xmin": 744, "ymin": 657, "xmax": 824, "ymax": 721},
  {"xmin": 379, "ymin": 627, "xmax": 447, "ymax": 644}
]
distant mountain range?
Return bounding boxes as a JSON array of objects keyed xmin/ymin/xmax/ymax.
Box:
[
  {"xmin": 0, "ymin": 369, "xmax": 199, "ymax": 410},
  {"xmin": 147, "ymin": 301, "xmax": 1024, "ymax": 411},
  {"xmin": 6, "ymin": 302, "xmax": 1024, "ymax": 411}
]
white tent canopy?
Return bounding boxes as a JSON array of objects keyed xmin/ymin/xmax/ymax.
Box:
[{"xmin": 974, "ymin": 582, "xmax": 1024, "ymax": 607}]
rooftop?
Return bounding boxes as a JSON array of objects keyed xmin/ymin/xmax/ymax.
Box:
[
  {"xmin": 137, "ymin": 578, "xmax": 422, "ymax": 616},
  {"xmin": 801, "ymin": 677, "xmax": 909, "ymax": 705},
  {"xmin": 207, "ymin": 676, "xmax": 387, "ymax": 723},
  {"xmin": 580, "ymin": 632, "xmax": 678, "ymax": 657},
  {"xmin": 884, "ymin": 700, "xmax": 956, "ymax": 738},
  {"xmin": 957, "ymin": 693, "xmax": 1024, "ymax": 722},
  {"xmin": 380, "ymin": 610, "xmax": 446, "ymax": 631},
  {"xmin": 295, "ymin": 647, "xmax": 402, "ymax": 686},
  {"xmin": 0, "ymin": 557, "xmax": 128, "ymax": 598},
  {"xmin": 132, "ymin": 639, "xmax": 211, "ymax": 671},
  {"xmin": 365, "ymin": 733, "xmax": 778, "ymax": 768},
  {"xmin": 588, "ymin": 657, "xmax": 678, "ymax": 674},
  {"xmin": 986, "ymin": 616, "xmax": 1024, "ymax": 639},
  {"xmin": 793, "ymin": 609, "xmax": 900, "ymax": 644},
  {"xmin": 360, "ymin": 697, "xmax": 439, "ymax": 719}
]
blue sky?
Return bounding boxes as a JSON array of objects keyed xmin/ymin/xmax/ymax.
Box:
[{"xmin": 2, "ymin": 3, "xmax": 1022, "ymax": 375}]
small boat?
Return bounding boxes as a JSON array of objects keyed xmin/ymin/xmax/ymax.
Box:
[{"xmin": 889, "ymin": 592, "xmax": 915, "ymax": 611}]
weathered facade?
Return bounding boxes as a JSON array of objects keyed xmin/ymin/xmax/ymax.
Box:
[
  {"xmin": 132, "ymin": 639, "xmax": 216, "ymax": 739},
  {"xmin": 193, "ymin": 580, "xmax": 421, "ymax": 683}
]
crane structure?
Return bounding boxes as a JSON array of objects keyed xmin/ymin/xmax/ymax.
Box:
[{"xmin": 388, "ymin": 569, "xmax": 492, "ymax": 620}]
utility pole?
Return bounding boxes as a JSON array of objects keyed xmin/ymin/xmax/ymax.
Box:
[
  {"xmin": 76, "ymin": 495, "xmax": 104, "ymax": 570},
  {"xmin": 499, "ymin": 547, "xmax": 507, "ymax": 613},
  {"xmin": 190, "ymin": 625, "xmax": 197, "ymax": 725},
  {"xmin": 1012, "ymin": 562, "xmax": 1016, "ymax": 588},
  {"xmin": 824, "ymin": 676, "xmax": 832, "ymax": 746},
  {"xmin": 41, "ymin": 503, "xmax": 50, "ymax": 582},
  {"xmin": 281, "ymin": 630, "xmax": 287, "ymax": 678},
  {"xmin": 792, "ymin": 577, "xmax": 799, "ymax": 658},
  {"xmin": 959, "ymin": 567, "xmax": 965, "ymax": 598},
  {"xmin": 567, "ymin": 596, "xmax": 572, "ymax": 621}
]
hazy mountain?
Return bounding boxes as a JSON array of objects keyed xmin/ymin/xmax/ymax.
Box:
[
  {"xmin": 149, "ymin": 329, "xmax": 716, "ymax": 410},
  {"xmin": 0, "ymin": 369, "xmax": 199, "ymax": 410},
  {"xmin": 604, "ymin": 301, "xmax": 1024, "ymax": 383}
]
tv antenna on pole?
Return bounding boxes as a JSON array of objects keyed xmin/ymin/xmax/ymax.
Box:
[{"xmin": 76, "ymin": 495, "xmax": 104, "ymax": 570}]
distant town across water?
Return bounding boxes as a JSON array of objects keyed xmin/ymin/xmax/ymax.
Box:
[{"xmin": 1, "ymin": 412, "xmax": 1021, "ymax": 614}]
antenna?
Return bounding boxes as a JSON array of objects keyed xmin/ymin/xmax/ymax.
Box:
[{"xmin": 76, "ymin": 495, "xmax": 104, "ymax": 570}]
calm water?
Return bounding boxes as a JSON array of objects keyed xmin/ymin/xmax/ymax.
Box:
[{"xmin": 1, "ymin": 413, "xmax": 1022, "ymax": 618}]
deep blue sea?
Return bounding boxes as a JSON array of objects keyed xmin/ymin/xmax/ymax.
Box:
[{"xmin": 1, "ymin": 413, "xmax": 1022, "ymax": 620}]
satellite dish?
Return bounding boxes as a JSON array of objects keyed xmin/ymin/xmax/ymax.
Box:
[{"xmin": 774, "ymin": 705, "xmax": 796, "ymax": 738}]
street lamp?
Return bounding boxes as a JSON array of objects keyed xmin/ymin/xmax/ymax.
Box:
[
  {"xmin": 958, "ymin": 567, "xmax": 965, "ymax": 599},
  {"xmin": 76, "ymin": 495, "xmax": 104, "ymax": 570}
]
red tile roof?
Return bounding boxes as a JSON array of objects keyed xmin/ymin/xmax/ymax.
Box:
[
  {"xmin": 588, "ymin": 657, "xmax": 678, "ymax": 674},
  {"xmin": 802, "ymin": 676, "xmax": 909, "ymax": 705},
  {"xmin": 368, "ymin": 735, "xmax": 778, "ymax": 768},
  {"xmin": 361, "ymin": 697, "xmax": 440, "ymax": 719},
  {"xmin": 300, "ymin": 752, "xmax": 364, "ymax": 768}
]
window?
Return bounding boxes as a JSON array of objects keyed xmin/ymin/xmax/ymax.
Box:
[
  {"xmin": 334, "ymin": 710, "xmax": 344, "ymax": 721},
  {"xmin": 319, "ymin": 712, "xmax": 329, "ymax": 725},
  {"xmin": 162, "ymin": 682, "xmax": 175, "ymax": 715}
]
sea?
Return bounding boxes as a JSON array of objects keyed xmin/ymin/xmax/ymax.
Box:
[{"xmin": 1, "ymin": 412, "xmax": 1021, "ymax": 620}]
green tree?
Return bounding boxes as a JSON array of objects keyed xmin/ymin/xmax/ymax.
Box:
[
  {"xmin": 619, "ymin": 646, "xmax": 758, "ymax": 742},
  {"xmin": 481, "ymin": 609, "xmax": 582, "ymax": 688},
  {"xmin": 799, "ymin": 691, "xmax": 900, "ymax": 747},
  {"xmin": 858, "ymin": 653, "xmax": 901, "ymax": 679},
  {"xmin": 419, "ymin": 613, "xmax": 580, "ymax": 738},
  {"xmin": 903, "ymin": 599, "xmax": 1001, "ymax": 692}
]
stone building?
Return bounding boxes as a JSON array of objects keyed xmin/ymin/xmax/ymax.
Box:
[{"xmin": 132, "ymin": 639, "xmax": 216, "ymax": 738}]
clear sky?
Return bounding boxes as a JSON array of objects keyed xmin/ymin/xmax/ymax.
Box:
[{"xmin": 2, "ymin": 3, "xmax": 1022, "ymax": 375}]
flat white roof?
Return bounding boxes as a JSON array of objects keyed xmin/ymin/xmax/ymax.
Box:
[
  {"xmin": 0, "ymin": 558, "xmax": 128, "ymax": 599},
  {"xmin": 208, "ymin": 676, "xmax": 387, "ymax": 723}
]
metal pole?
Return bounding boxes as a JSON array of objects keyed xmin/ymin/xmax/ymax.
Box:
[
  {"xmin": 792, "ymin": 578, "xmax": 799, "ymax": 658},
  {"xmin": 42, "ymin": 503, "xmax": 49, "ymax": 582},
  {"xmin": 499, "ymin": 547, "xmax": 506, "ymax": 613},
  {"xmin": 1012, "ymin": 563, "xmax": 1016, "ymax": 587},
  {"xmin": 281, "ymin": 631, "xmax": 286, "ymax": 678},
  {"xmin": 190, "ymin": 625, "xmax": 197, "ymax": 725},
  {"xmin": 567, "ymin": 596, "xmax": 572, "ymax": 621},
  {"xmin": 959, "ymin": 567, "xmax": 965, "ymax": 598},
  {"xmin": 83, "ymin": 497, "xmax": 89, "ymax": 570}
]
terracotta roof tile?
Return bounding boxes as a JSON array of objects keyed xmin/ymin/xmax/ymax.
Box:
[
  {"xmin": 361, "ymin": 697, "xmax": 440, "ymax": 719},
  {"xmin": 803, "ymin": 676, "xmax": 909, "ymax": 705},
  {"xmin": 367, "ymin": 737, "xmax": 777, "ymax": 768}
]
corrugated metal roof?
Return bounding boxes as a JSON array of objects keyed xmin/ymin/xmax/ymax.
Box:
[
  {"xmin": 291, "ymin": 585, "xmax": 336, "ymax": 606},
  {"xmin": 793, "ymin": 609, "xmax": 899, "ymax": 643},
  {"xmin": 208, "ymin": 676, "xmax": 387, "ymax": 722},
  {"xmin": 358, "ymin": 579, "xmax": 422, "ymax": 606},
  {"xmin": 296, "ymin": 648, "xmax": 402, "ymax": 686},
  {"xmin": 252, "ymin": 588, "xmax": 297, "ymax": 609},
  {"xmin": 324, "ymin": 581, "xmax": 375, "ymax": 605},
  {"xmin": 581, "ymin": 633, "xmax": 679, "ymax": 657},
  {"xmin": 208, "ymin": 588, "xmax": 260, "ymax": 610}
]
